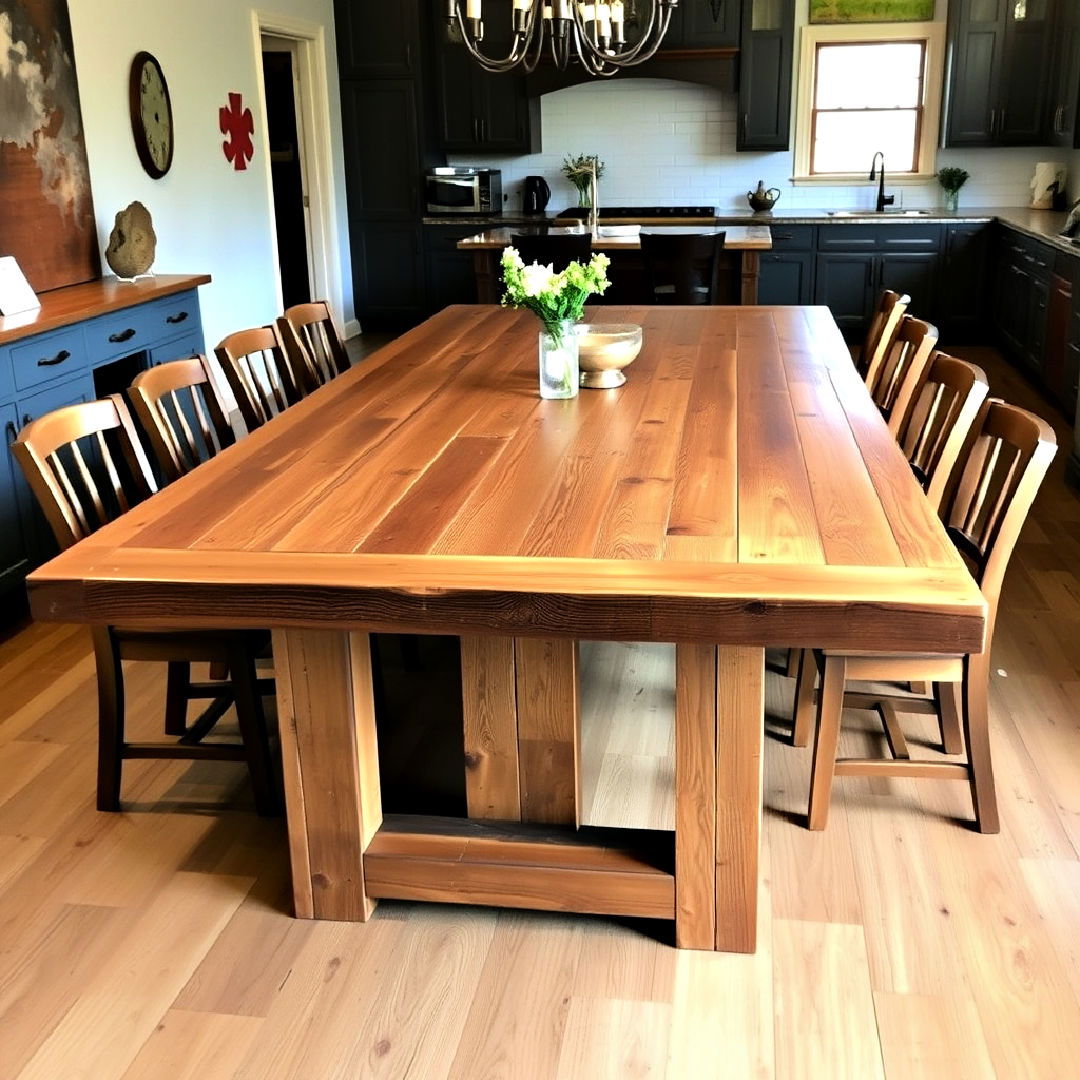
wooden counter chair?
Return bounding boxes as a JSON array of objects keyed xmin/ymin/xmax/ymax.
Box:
[
  {"xmin": 639, "ymin": 231, "xmax": 725, "ymax": 305},
  {"xmin": 130, "ymin": 354, "xmax": 235, "ymax": 482},
  {"xmin": 866, "ymin": 314, "xmax": 939, "ymax": 436},
  {"xmin": 215, "ymin": 324, "xmax": 305, "ymax": 433},
  {"xmin": 278, "ymin": 301, "xmax": 351, "ymax": 390},
  {"xmin": 11, "ymin": 397, "xmax": 279, "ymax": 815},
  {"xmin": 510, "ymin": 231, "xmax": 593, "ymax": 271},
  {"xmin": 857, "ymin": 289, "xmax": 909, "ymax": 382},
  {"xmin": 792, "ymin": 400, "xmax": 1057, "ymax": 833}
]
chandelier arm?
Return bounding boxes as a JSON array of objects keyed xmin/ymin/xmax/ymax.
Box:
[
  {"xmin": 593, "ymin": 8, "xmax": 676, "ymax": 68},
  {"xmin": 452, "ymin": 3, "xmax": 531, "ymax": 73}
]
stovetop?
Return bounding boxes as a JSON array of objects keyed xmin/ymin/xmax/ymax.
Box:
[{"xmin": 556, "ymin": 206, "xmax": 717, "ymax": 219}]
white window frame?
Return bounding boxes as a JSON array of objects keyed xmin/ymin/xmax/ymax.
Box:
[{"xmin": 792, "ymin": 21, "xmax": 946, "ymax": 185}]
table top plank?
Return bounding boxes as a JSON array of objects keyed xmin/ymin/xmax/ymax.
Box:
[{"xmin": 28, "ymin": 305, "xmax": 985, "ymax": 652}]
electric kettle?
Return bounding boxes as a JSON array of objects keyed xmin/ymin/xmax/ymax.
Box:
[{"xmin": 523, "ymin": 175, "xmax": 551, "ymax": 214}]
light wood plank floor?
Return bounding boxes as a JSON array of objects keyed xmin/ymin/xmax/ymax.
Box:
[{"xmin": 1, "ymin": 348, "xmax": 1078, "ymax": 1079}]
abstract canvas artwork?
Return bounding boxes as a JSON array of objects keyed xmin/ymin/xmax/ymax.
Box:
[
  {"xmin": 809, "ymin": 0, "xmax": 935, "ymax": 22},
  {"xmin": 0, "ymin": 0, "xmax": 99, "ymax": 294}
]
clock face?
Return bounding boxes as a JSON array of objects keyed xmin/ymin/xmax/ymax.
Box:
[{"xmin": 129, "ymin": 52, "xmax": 173, "ymax": 178}]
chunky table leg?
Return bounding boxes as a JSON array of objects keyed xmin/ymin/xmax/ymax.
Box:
[
  {"xmin": 514, "ymin": 638, "xmax": 581, "ymax": 826},
  {"xmin": 461, "ymin": 635, "xmax": 522, "ymax": 820},
  {"xmin": 675, "ymin": 643, "xmax": 718, "ymax": 949},
  {"xmin": 715, "ymin": 645, "xmax": 765, "ymax": 952},
  {"xmin": 273, "ymin": 629, "xmax": 382, "ymax": 921}
]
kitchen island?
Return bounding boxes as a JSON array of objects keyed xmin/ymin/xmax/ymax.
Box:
[{"xmin": 458, "ymin": 225, "xmax": 772, "ymax": 305}]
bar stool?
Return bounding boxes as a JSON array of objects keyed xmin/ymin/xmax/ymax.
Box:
[
  {"xmin": 639, "ymin": 232, "xmax": 726, "ymax": 305},
  {"xmin": 510, "ymin": 231, "xmax": 593, "ymax": 271}
]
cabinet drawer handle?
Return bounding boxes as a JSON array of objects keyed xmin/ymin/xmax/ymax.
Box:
[
  {"xmin": 22, "ymin": 413, "xmax": 32, "ymax": 427},
  {"xmin": 37, "ymin": 348, "xmax": 71, "ymax": 367},
  {"xmin": 165, "ymin": 310, "xmax": 189, "ymax": 325},
  {"xmin": 4, "ymin": 420, "xmax": 17, "ymax": 443},
  {"xmin": 773, "ymin": 232, "xmax": 793, "ymax": 240},
  {"xmin": 108, "ymin": 327, "xmax": 137, "ymax": 344}
]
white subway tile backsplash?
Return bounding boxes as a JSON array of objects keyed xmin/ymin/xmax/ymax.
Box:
[{"xmin": 450, "ymin": 78, "xmax": 1060, "ymax": 214}]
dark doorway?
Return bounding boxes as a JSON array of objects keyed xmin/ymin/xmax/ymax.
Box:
[{"xmin": 261, "ymin": 44, "xmax": 312, "ymax": 309}]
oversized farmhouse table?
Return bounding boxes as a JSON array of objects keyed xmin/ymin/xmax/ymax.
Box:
[{"xmin": 27, "ymin": 305, "xmax": 986, "ymax": 953}]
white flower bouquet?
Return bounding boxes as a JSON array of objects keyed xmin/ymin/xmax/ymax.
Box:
[{"xmin": 499, "ymin": 246, "xmax": 611, "ymax": 346}]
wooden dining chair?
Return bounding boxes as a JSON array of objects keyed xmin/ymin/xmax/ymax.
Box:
[
  {"xmin": 130, "ymin": 355, "xmax": 235, "ymax": 482},
  {"xmin": 792, "ymin": 400, "xmax": 1057, "ymax": 833},
  {"xmin": 639, "ymin": 232, "xmax": 725, "ymax": 305},
  {"xmin": 277, "ymin": 301, "xmax": 351, "ymax": 391},
  {"xmin": 896, "ymin": 351, "xmax": 990, "ymax": 512},
  {"xmin": 11, "ymin": 396, "xmax": 279, "ymax": 815},
  {"xmin": 510, "ymin": 231, "xmax": 593, "ymax": 271},
  {"xmin": 215, "ymin": 324, "xmax": 306, "ymax": 433},
  {"xmin": 857, "ymin": 289, "xmax": 909, "ymax": 382},
  {"xmin": 865, "ymin": 314, "xmax": 939, "ymax": 436}
]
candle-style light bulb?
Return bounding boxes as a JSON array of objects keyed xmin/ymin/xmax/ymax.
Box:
[{"xmin": 467, "ymin": 0, "xmax": 481, "ymax": 18}]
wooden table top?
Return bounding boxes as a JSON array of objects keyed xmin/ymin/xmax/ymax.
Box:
[
  {"xmin": 28, "ymin": 305, "xmax": 985, "ymax": 653},
  {"xmin": 457, "ymin": 226, "xmax": 772, "ymax": 251},
  {"xmin": 0, "ymin": 274, "xmax": 211, "ymax": 347}
]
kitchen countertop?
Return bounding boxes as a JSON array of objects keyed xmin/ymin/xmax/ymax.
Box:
[{"xmin": 428, "ymin": 206, "xmax": 1080, "ymax": 256}]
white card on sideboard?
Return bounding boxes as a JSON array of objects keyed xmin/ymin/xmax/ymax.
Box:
[{"xmin": 0, "ymin": 257, "xmax": 41, "ymax": 316}]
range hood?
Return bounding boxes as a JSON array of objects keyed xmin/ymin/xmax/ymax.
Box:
[{"xmin": 525, "ymin": 48, "xmax": 737, "ymax": 97}]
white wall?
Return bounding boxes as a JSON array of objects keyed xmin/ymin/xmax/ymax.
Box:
[
  {"xmin": 451, "ymin": 0, "xmax": 1060, "ymax": 215},
  {"xmin": 67, "ymin": 0, "xmax": 354, "ymax": 348}
]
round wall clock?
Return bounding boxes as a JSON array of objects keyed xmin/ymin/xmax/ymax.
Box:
[{"xmin": 128, "ymin": 51, "xmax": 174, "ymax": 179}]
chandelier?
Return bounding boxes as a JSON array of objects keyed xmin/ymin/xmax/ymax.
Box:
[{"xmin": 447, "ymin": 1, "xmax": 680, "ymax": 76}]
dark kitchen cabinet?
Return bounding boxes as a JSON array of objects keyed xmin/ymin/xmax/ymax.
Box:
[
  {"xmin": 737, "ymin": 0, "xmax": 794, "ymax": 150},
  {"xmin": 944, "ymin": 0, "xmax": 1055, "ymax": 147},
  {"xmin": 433, "ymin": 6, "xmax": 540, "ymax": 154},
  {"xmin": 879, "ymin": 252, "xmax": 939, "ymax": 321},
  {"xmin": 758, "ymin": 225, "xmax": 815, "ymax": 304},
  {"xmin": 940, "ymin": 223, "xmax": 990, "ymax": 341},
  {"xmin": 425, "ymin": 226, "xmax": 480, "ymax": 312},
  {"xmin": 815, "ymin": 254, "xmax": 876, "ymax": 333},
  {"xmin": 353, "ymin": 223, "xmax": 428, "ymax": 323},
  {"xmin": 337, "ymin": 0, "xmax": 422, "ymax": 78},
  {"xmin": 1046, "ymin": 0, "xmax": 1080, "ymax": 147},
  {"xmin": 673, "ymin": 1, "xmax": 740, "ymax": 48}
]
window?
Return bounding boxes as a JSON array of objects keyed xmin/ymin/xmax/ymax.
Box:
[{"xmin": 793, "ymin": 22, "xmax": 945, "ymax": 183}]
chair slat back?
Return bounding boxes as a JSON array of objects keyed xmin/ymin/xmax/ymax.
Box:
[
  {"xmin": 11, "ymin": 396, "xmax": 157, "ymax": 550},
  {"xmin": 639, "ymin": 232, "xmax": 725, "ymax": 305},
  {"xmin": 215, "ymin": 325, "xmax": 303, "ymax": 432},
  {"xmin": 945, "ymin": 399, "xmax": 1057, "ymax": 627},
  {"xmin": 277, "ymin": 301, "xmax": 350, "ymax": 390},
  {"xmin": 868, "ymin": 315, "xmax": 939, "ymax": 435},
  {"xmin": 130, "ymin": 355, "xmax": 236, "ymax": 482},
  {"xmin": 898, "ymin": 351, "xmax": 989, "ymax": 512},
  {"xmin": 858, "ymin": 289, "xmax": 909, "ymax": 381},
  {"xmin": 510, "ymin": 232, "xmax": 594, "ymax": 273}
]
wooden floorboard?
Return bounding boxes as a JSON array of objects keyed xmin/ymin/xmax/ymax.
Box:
[{"xmin": 0, "ymin": 347, "xmax": 1078, "ymax": 1077}]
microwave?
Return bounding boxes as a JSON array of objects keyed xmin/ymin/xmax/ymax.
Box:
[{"xmin": 425, "ymin": 167, "xmax": 502, "ymax": 215}]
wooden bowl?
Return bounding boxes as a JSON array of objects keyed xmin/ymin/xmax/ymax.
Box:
[{"xmin": 575, "ymin": 324, "xmax": 643, "ymax": 388}]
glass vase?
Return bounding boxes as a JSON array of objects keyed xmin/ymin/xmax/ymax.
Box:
[
  {"xmin": 943, "ymin": 189, "xmax": 960, "ymax": 213},
  {"xmin": 538, "ymin": 320, "xmax": 579, "ymax": 400},
  {"xmin": 577, "ymin": 185, "xmax": 592, "ymax": 208}
]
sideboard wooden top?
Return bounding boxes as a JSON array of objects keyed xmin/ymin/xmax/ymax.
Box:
[{"xmin": 0, "ymin": 274, "xmax": 211, "ymax": 347}]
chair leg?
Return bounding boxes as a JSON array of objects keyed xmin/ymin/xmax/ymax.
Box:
[
  {"xmin": 792, "ymin": 649, "xmax": 817, "ymax": 748},
  {"xmin": 93, "ymin": 628, "xmax": 125, "ymax": 812},
  {"xmin": 934, "ymin": 680, "xmax": 965, "ymax": 756},
  {"xmin": 785, "ymin": 648, "xmax": 801, "ymax": 679},
  {"xmin": 962, "ymin": 653, "xmax": 999, "ymax": 834},
  {"xmin": 229, "ymin": 647, "xmax": 280, "ymax": 817},
  {"xmin": 807, "ymin": 655, "xmax": 847, "ymax": 831},
  {"xmin": 164, "ymin": 662, "xmax": 190, "ymax": 736}
]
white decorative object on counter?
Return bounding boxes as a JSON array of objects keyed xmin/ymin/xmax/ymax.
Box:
[{"xmin": 1030, "ymin": 162, "xmax": 1067, "ymax": 210}]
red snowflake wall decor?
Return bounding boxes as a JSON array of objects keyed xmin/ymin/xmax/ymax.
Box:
[{"xmin": 219, "ymin": 92, "xmax": 254, "ymax": 171}]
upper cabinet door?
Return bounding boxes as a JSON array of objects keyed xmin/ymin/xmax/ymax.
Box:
[
  {"xmin": 737, "ymin": 0, "xmax": 795, "ymax": 151},
  {"xmin": 336, "ymin": 0, "xmax": 421, "ymax": 78},
  {"xmin": 999, "ymin": 0, "xmax": 1053, "ymax": 143},
  {"xmin": 944, "ymin": 0, "xmax": 1007, "ymax": 146},
  {"xmin": 677, "ymin": 0, "xmax": 741, "ymax": 49},
  {"xmin": 1044, "ymin": 0, "xmax": 1080, "ymax": 146}
]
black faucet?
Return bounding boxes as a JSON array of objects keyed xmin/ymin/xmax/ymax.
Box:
[{"xmin": 870, "ymin": 152, "xmax": 894, "ymax": 213}]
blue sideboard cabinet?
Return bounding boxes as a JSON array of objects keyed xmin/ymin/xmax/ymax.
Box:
[{"xmin": 0, "ymin": 274, "xmax": 210, "ymax": 603}]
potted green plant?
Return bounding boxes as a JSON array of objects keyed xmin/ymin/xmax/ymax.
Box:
[
  {"xmin": 562, "ymin": 154, "xmax": 605, "ymax": 208},
  {"xmin": 937, "ymin": 167, "xmax": 970, "ymax": 213},
  {"xmin": 500, "ymin": 246, "xmax": 610, "ymax": 399}
]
